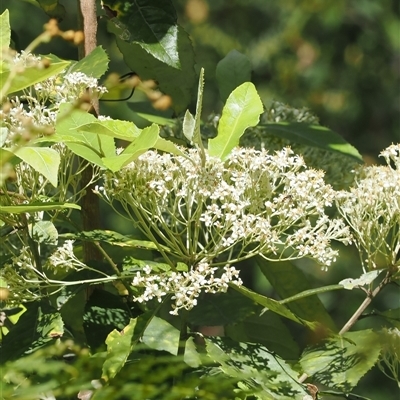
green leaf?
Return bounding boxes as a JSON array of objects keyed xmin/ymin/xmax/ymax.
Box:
[
  {"xmin": 261, "ymin": 122, "xmax": 364, "ymax": 162},
  {"xmin": 300, "ymin": 329, "xmax": 381, "ymax": 391},
  {"xmin": 127, "ymin": 101, "xmax": 175, "ymax": 126},
  {"xmin": 1, "ymin": 56, "xmax": 70, "ymax": 96},
  {"xmin": 37, "ymin": 0, "xmax": 66, "ymax": 20},
  {"xmin": 103, "ymin": 0, "xmax": 180, "ymax": 69},
  {"xmin": 0, "ymin": 10, "xmax": 11, "ymax": 56},
  {"xmin": 225, "ymin": 311, "xmax": 300, "ymax": 360},
  {"xmin": 31, "ymin": 220, "xmax": 58, "ymax": 245},
  {"xmin": 231, "ymin": 284, "xmax": 317, "ymax": 330},
  {"xmin": 257, "ymin": 258, "xmax": 337, "ymax": 332},
  {"xmin": 75, "ymin": 119, "xmax": 142, "ymax": 141},
  {"xmin": 0, "ymin": 301, "xmax": 64, "ymax": 362},
  {"xmin": 208, "ymin": 82, "xmax": 264, "ymax": 160},
  {"xmin": 102, "ymin": 313, "xmax": 153, "ymax": 381},
  {"xmin": 122, "ymin": 256, "xmax": 172, "ymax": 273},
  {"xmin": 216, "ymin": 50, "xmax": 252, "ymax": 103},
  {"xmin": 339, "ymin": 269, "xmax": 384, "ymax": 290},
  {"xmin": 69, "ymin": 46, "xmax": 109, "ymax": 78},
  {"xmin": 183, "ymin": 110, "xmax": 196, "ymax": 142},
  {"xmin": 14, "ymin": 146, "xmax": 60, "ymax": 187},
  {"xmin": 142, "ymin": 316, "xmax": 201, "ymax": 368},
  {"xmin": 154, "ymin": 137, "xmax": 186, "ymax": 156},
  {"xmin": 111, "ymin": 26, "xmax": 196, "ymax": 113},
  {"xmin": 102, "ymin": 123, "xmax": 159, "ymax": 171},
  {"xmin": 206, "ymin": 337, "xmax": 308, "ymax": 399},
  {"xmin": 55, "ymin": 105, "xmax": 115, "ymax": 167},
  {"xmin": 187, "ymin": 290, "xmax": 257, "ymax": 326},
  {"xmin": 59, "ymin": 229, "xmax": 169, "ymax": 252},
  {"xmin": 0, "ymin": 202, "xmax": 80, "ymax": 214}
]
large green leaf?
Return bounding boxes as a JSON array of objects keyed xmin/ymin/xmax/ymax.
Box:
[
  {"xmin": 0, "ymin": 202, "xmax": 80, "ymax": 214},
  {"xmin": 103, "ymin": 0, "xmax": 180, "ymax": 68},
  {"xmin": 216, "ymin": 50, "xmax": 252, "ymax": 103},
  {"xmin": 257, "ymin": 258, "xmax": 337, "ymax": 332},
  {"xmin": 102, "ymin": 123, "xmax": 159, "ymax": 171},
  {"xmin": 14, "ymin": 146, "xmax": 60, "ymax": 187},
  {"xmin": 300, "ymin": 329, "xmax": 381, "ymax": 391},
  {"xmin": 206, "ymin": 337, "xmax": 308, "ymax": 399},
  {"xmin": 0, "ymin": 301, "xmax": 64, "ymax": 362},
  {"xmin": 110, "ymin": 25, "xmax": 196, "ymax": 113},
  {"xmin": 225, "ymin": 311, "xmax": 300, "ymax": 360},
  {"xmin": 69, "ymin": 46, "xmax": 109, "ymax": 78},
  {"xmin": 261, "ymin": 122, "xmax": 363, "ymax": 162},
  {"xmin": 1, "ymin": 56, "xmax": 70, "ymax": 96},
  {"xmin": 31, "ymin": 220, "xmax": 58, "ymax": 245},
  {"xmin": 208, "ymin": 82, "xmax": 264, "ymax": 160}
]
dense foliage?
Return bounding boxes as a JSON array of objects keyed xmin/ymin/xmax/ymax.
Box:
[{"xmin": 0, "ymin": 1, "xmax": 399, "ymax": 399}]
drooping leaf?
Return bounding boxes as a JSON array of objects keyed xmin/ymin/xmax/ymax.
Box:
[
  {"xmin": 102, "ymin": 124, "xmax": 159, "ymax": 171},
  {"xmin": 257, "ymin": 258, "xmax": 337, "ymax": 332},
  {"xmin": 110, "ymin": 25, "xmax": 196, "ymax": 113},
  {"xmin": 208, "ymin": 82, "xmax": 264, "ymax": 160},
  {"xmin": 154, "ymin": 137, "xmax": 186, "ymax": 156},
  {"xmin": 59, "ymin": 229, "xmax": 170, "ymax": 252},
  {"xmin": 103, "ymin": 0, "xmax": 180, "ymax": 68},
  {"xmin": 231, "ymin": 284, "xmax": 317, "ymax": 330},
  {"xmin": 300, "ymin": 329, "xmax": 381, "ymax": 391},
  {"xmin": 69, "ymin": 45, "xmax": 109, "ymax": 78},
  {"xmin": 0, "ymin": 301, "xmax": 64, "ymax": 362},
  {"xmin": 206, "ymin": 337, "xmax": 308, "ymax": 399},
  {"xmin": 0, "ymin": 202, "xmax": 80, "ymax": 214},
  {"xmin": 14, "ymin": 146, "xmax": 60, "ymax": 187},
  {"xmin": 1, "ymin": 56, "xmax": 70, "ymax": 96},
  {"xmin": 37, "ymin": 0, "xmax": 66, "ymax": 20},
  {"xmin": 216, "ymin": 50, "xmax": 252, "ymax": 102},
  {"xmin": 339, "ymin": 269, "xmax": 384, "ymax": 290},
  {"xmin": 142, "ymin": 316, "xmax": 201, "ymax": 367},
  {"xmin": 102, "ymin": 312, "xmax": 154, "ymax": 381},
  {"xmin": 261, "ymin": 122, "xmax": 363, "ymax": 162},
  {"xmin": 225, "ymin": 311, "xmax": 300, "ymax": 360}
]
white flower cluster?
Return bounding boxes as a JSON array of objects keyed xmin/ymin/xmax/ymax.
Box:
[
  {"xmin": 131, "ymin": 263, "xmax": 242, "ymax": 315},
  {"xmin": 337, "ymin": 144, "xmax": 400, "ymax": 271},
  {"xmin": 99, "ymin": 146, "xmax": 351, "ymax": 272},
  {"xmin": 45, "ymin": 240, "xmax": 86, "ymax": 271}
]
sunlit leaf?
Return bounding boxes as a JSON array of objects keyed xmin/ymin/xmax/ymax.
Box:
[
  {"xmin": 75, "ymin": 119, "xmax": 142, "ymax": 141},
  {"xmin": 300, "ymin": 329, "xmax": 381, "ymax": 391},
  {"xmin": 31, "ymin": 220, "xmax": 58, "ymax": 245},
  {"xmin": 69, "ymin": 45, "xmax": 109, "ymax": 78},
  {"xmin": 0, "ymin": 202, "xmax": 80, "ymax": 214},
  {"xmin": 14, "ymin": 146, "xmax": 60, "ymax": 187},
  {"xmin": 208, "ymin": 82, "xmax": 263, "ymax": 160}
]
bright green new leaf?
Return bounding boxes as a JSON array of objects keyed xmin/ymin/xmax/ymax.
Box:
[
  {"xmin": 183, "ymin": 110, "xmax": 195, "ymax": 142},
  {"xmin": 1, "ymin": 57, "xmax": 70, "ymax": 96},
  {"xmin": 0, "ymin": 202, "xmax": 80, "ymax": 214},
  {"xmin": 14, "ymin": 146, "xmax": 60, "ymax": 187},
  {"xmin": 154, "ymin": 137, "xmax": 186, "ymax": 157},
  {"xmin": 208, "ymin": 82, "xmax": 263, "ymax": 160},
  {"xmin": 0, "ymin": 9, "xmax": 10, "ymax": 52},
  {"xmin": 75, "ymin": 119, "xmax": 142, "ymax": 141},
  {"xmin": 69, "ymin": 46, "xmax": 109, "ymax": 78},
  {"xmin": 103, "ymin": 0, "xmax": 180, "ymax": 68},
  {"xmin": 102, "ymin": 124, "xmax": 159, "ymax": 172},
  {"xmin": 257, "ymin": 258, "xmax": 338, "ymax": 332},
  {"xmin": 261, "ymin": 122, "xmax": 364, "ymax": 162},
  {"xmin": 300, "ymin": 329, "xmax": 381, "ymax": 390},
  {"xmin": 216, "ymin": 50, "xmax": 252, "ymax": 102}
]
